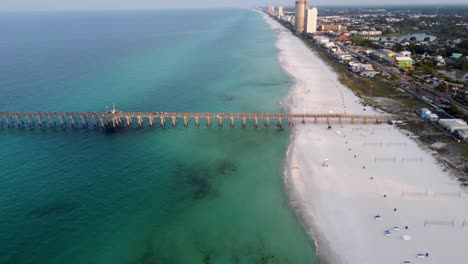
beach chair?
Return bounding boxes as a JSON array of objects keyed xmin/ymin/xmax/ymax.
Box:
[{"xmin": 384, "ymin": 230, "xmax": 392, "ymax": 237}]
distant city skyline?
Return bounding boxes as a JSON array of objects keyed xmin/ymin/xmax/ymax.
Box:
[{"xmin": 1, "ymin": 0, "xmax": 467, "ymax": 11}]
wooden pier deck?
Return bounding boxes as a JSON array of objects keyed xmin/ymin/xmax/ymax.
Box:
[{"xmin": 0, "ymin": 111, "xmax": 391, "ymax": 129}]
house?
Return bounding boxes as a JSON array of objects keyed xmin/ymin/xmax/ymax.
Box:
[
  {"xmin": 456, "ymin": 129, "xmax": 468, "ymax": 140},
  {"xmin": 451, "ymin": 53, "xmax": 463, "ymax": 59},
  {"xmin": 400, "ymin": 51, "xmax": 411, "ymax": 57},
  {"xmin": 420, "ymin": 108, "xmax": 431, "ymax": 119},
  {"xmin": 348, "ymin": 61, "xmax": 362, "ymax": 72},
  {"xmin": 384, "ymin": 42, "xmax": 395, "ymax": 49},
  {"xmin": 401, "ymin": 41, "xmax": 410, "ymax": 47},
  {"xmin": 324, "ymin": 42, "xmax": 336, "ymax": 48},
  {"xmin": 395, "ymin": 57, "xmax": 413, "ymax": 68},
  {"xmin": 360, "ymin": 71, "xmax": 378, "ymax": 77},
  {"xmin": 420, "ymin": 108, "xmax": 438, "ymax": 121},
  {"xmin": 318, "ymin": 36, "xmax": 330, "ymax": 44},
  {"xmin": 435, "ymin": 55, "xmax": 446, "ymax": 66},
  {"xmin": 438, "ymin": 119, "xmax": 468, "ymax": 133},
  {"xmin": 361, "ymin": 64, "xmax": 374, "ymax": 71},
  {"xmin": 337, "ymin": 33, "xmax": 349, "ymax": 42},
  {"xmin": 339, "ymin": 54, "xmax": 353, "ymax": 61}
]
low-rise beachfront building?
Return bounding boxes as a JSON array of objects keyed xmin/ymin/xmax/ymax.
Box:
[
  {"xmin": 364, "ymin": 49, "xmax": 373, "ymax": 55},
  {"xmin": 395, "ymin": 57, "xmax": 413, "ymax": 68},
  {"xmin": 349, "ymin": 62, "xmax": 374, "ymax": 73},
  {"xmin": 428, "ymin": 113, "xmax": 439, "ymax": 121},
  {"xmin": 438, "ymin": 119, "xmax": 468, "ymax": 133},
  {"xmin": 317, "ymin": 36, "xmax": 330, "ymax": 44},
  {"xmin": 421, "ymin": 108, "xmax": 431, "ymax": 118},
  {"xmin": 420, "ymin": 108, "xmax": 439, "ymax": 121},
  {"xmin": 336, "ymin": 51, "xmax": 353, "ymax": 61},
  {"xmin": 451, "ymin": 53, "xmax": 463, "ymax": 59},
  {"xmin": 319, "ymin": 24, "xmax": 347, "ymax": 32},
  {"xmin": 360, "ymin": 71, "xmax": 378, "ymax": 77},
  {"xmin": 358, "ymin": 30, "xmax": 382, "ymax": 36},
  {"xmin": 400, "ymin": 51, "xmax": 412, "ymax": 57},
  {"xmin": 456, "ymin": 129, "xmax": 468, "ymax": 140},
  {"xmin": 435, "ymin": 55, "xmax": 446, "ymax": 66},
  {"xmin": 384, "ymin": 42, "xmax": 395, "ymax": 49},
  {"xmin": 323, "ymin": 42, "xmax": 336, "ymax": 48}
]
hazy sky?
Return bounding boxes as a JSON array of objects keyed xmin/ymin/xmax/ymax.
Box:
[{"xmin": 0, "ymin": 0, "xmax": 466, "ymax": 11}]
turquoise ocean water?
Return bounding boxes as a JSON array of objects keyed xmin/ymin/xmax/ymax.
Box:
[{"xmin": 0, "ymin": 10, "xmax": 317, "ymax": 263}]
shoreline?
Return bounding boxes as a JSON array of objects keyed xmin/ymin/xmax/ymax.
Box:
[{"xmin": 261, "ymin": 12, "xmax": 468, "ymax": 264}]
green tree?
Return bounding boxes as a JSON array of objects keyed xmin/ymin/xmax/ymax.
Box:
[
  {"xmin": 449, "ymin": 103, "xmax": 463, "ymax": 117},
  {"xmin": 394, "ymin": 43, "xmax": 404, "ymax": 52}
]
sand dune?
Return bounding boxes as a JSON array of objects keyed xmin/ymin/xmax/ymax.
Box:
[{"xmin": 262, "ymin": 13, "xmax": 468, "ymax": 264}]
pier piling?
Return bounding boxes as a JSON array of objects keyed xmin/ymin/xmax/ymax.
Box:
[
  {"xmin": 138, "ymin": 116, "xmax": 143, "ymax": 127},
  {"xmin": 37, "ymin": 115, "xmax": 43, "ymax": 127},
  {"xmin": 81, "ymin": 116, "xmax": 87, "ymax": 128}
]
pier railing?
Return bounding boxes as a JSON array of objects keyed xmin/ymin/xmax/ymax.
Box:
[{"xmin": 0, "ymin": 111, "xmax": 391, "ymax": 129}]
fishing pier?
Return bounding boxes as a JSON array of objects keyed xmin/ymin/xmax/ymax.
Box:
[{"xmin": 0, "ymin": 111, "xmax": 390, "ymax": 129}]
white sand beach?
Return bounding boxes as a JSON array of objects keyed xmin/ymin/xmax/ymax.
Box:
[{"xmin": 262, "ymin": 13, "xmax": 468, "ymax": 264}]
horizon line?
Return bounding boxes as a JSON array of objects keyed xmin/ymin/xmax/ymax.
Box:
[{"xmin": 1, "ymin": 3, "xmax": 467, "ymax": 13}]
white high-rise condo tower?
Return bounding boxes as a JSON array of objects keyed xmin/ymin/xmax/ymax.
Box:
[{"xmin": 306, "ymin": 8, "xmax": 318, "ymax": 34}]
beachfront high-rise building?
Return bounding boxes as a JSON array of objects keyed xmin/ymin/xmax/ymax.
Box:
[
  {"xmin": 278, "ymin": 6, "xmax": 284, "ymax": 18},
  {"xmin": 267, "ymin": 5, "xmax": 275, "ymax": 15},
  {"xmin": 295, "ymin": 0, "xmax": 308, "ymax": 33},
  {"xmin": 305, "ymin": 8, "xmax": 318, "ymax": 34}
]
